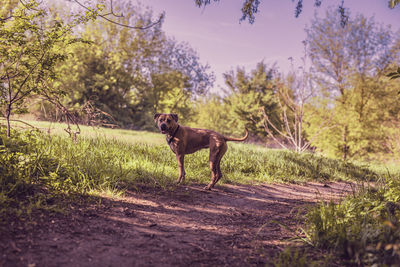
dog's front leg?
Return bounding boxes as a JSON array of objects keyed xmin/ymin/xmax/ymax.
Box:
[{"xmin": 176, "ymin": 154, "xmax": 185, "ymax": 184}]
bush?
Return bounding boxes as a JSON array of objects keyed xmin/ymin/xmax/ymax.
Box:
[{"xmin": 304, "ymin": 176, "xmax": 400, "ymax": 265}]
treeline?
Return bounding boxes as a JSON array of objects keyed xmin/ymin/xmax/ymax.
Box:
[{"xmin": 1, "ymin": 1, "xmax": 400, "ymax": 161}]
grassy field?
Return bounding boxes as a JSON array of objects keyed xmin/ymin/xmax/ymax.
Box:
[
  {"xmin": 3, "ymin": 119, "xmax": 400, "ymax": 265},
  {"xmin": 3, "ymin": 119, "xmax": 400, "ymax": 192},
  {"xmin": 3, "ymin": 119, "xmax": 398, "ymax": 191}
]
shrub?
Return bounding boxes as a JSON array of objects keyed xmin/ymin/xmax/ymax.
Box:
[{"xmin": 304, "ymin": 176, "xmax": 400, "ymax": 265}]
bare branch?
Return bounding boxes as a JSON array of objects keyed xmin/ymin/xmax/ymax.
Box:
[
  {"xmin": 261, "ymin": 107, "xmax": 291, "ymax": 140},
  {"xmin": 106, "ymin": 0, "xmax": 123, "ymax": 18},
  {"xmin": 71, "ymin": 0, "xmax": 164, "ymax": 30},
  {"xmin": 39, "ymin": 82, "xmax": 81, "ymax": 141},
  {"xmin": 0, "ymin": 16, "xmax": 13, "ymax": 22},
  {"xmin": 11, "ymin": 51, "xmax": 46, "ymax": 103},
  {"xmin": 261, "ymin": 113, "xmax": 289, "ymax": 150}
]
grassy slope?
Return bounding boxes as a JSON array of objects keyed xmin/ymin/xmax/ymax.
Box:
[
  {"xmin": 1, "ymin": 120, "xmax": 397, "ymax": 217},
  {"xmin": 3, "ymin": 120, "xmax": 400, "ymax": 265},
  {"xmin": 4, "ymin": 120, "xmax": 397, "ymax": 190}
]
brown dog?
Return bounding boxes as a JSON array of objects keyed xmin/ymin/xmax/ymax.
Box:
[{"xmin": 154, "ymin": 113, "xmax": 248, "ymax": 190}]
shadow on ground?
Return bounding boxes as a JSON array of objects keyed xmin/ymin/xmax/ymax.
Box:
[{"xmin": 1, "ymin": 182, "xmax": 354, "ymax": 267}]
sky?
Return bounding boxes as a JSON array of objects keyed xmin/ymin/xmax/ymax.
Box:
[{"xmin": 144, "ymin": 0, "xmax": 400, "ymax": 93}]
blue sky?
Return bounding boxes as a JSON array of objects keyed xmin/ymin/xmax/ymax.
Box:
[{"xmin": 145, "ymin": 0, "xmax": 400, "ymax": 92}]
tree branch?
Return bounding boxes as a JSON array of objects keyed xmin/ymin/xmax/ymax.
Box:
[
  {"xmin": 71, "ymin": 0, "xmax": 164, "ymax": 30},
  {"xmin": 11, "ymin": 51, "xmax": 46, "ymax": 103}
]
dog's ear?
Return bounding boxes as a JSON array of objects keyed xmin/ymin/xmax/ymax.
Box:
[
  {"xmin": 171, "ymin": 113, "xmax": 178, "ymax": 122},
  {"xmin": 154, "ymin": 113, "xmax": 161, "ymax": 122}
]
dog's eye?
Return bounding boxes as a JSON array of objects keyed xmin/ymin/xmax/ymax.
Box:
[{"xmin": 167, "ymin": 119, "xmax": 171, "ymax": 123}]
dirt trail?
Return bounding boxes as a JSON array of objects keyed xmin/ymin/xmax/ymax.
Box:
[{"xmin": 2, "ymin": 182, "xmax": 353, "ymax": 266}]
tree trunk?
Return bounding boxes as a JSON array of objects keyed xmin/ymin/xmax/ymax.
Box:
[
  {"xmin": 342, "ymin": 125, "xmax": 349, "ymax": 161},
  {"xmin": 6, "ymin": 105, "xmax": 11, "ymax": 137}
]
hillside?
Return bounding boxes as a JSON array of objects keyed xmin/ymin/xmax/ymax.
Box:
[{"xmin": 1, "ymin": 123, "xmax": 399, "ymax": 266}]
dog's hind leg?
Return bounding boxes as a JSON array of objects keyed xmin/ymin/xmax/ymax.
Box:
[
  {"xmin": 204, "ymin": 142, "xmax": 227, "ymax": 190},
  {"xmin": 215, "ymin": 143, "xmax": 227, "ymax": 184},
  {"xmin": 204, "ymin": 160, "xmax": 218, "ymax": 190}
]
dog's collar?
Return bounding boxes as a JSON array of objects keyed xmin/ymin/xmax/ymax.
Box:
[{"xmin": 167, "ymin": 125, "xmax": 180, "ymax": 144}]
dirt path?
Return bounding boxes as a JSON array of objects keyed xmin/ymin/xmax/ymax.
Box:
[{"xmin": 2, "ymin": 182, "xmax": 353, "ymax": 266}]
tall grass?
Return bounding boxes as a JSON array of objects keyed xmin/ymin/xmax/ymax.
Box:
[
  {"xmin": 303, "ymin": 175, "xmax": 400, "ymax": 265},
  {"xmin": 0, "ymin": 127, "xmax": 176, "ymax": 224}
]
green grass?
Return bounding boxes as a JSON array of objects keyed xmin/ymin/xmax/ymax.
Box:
[
  {"xmin": 1, "ymin": 120, "xmax": 398, "ymax": 197},
  {"xmin": 5, "ymin": 119, "xmax": 392, "ymax": 188},
  {"xmin": 4, "ymin": 118, "xmax": 165, "ymax": 145},
  {"xmin": 2, "ymin": 120, "xmax": 400, "ymax": 265},
  {"xmin": 303, "ymin": 175, "xmax": 400, "ymax": 265}
]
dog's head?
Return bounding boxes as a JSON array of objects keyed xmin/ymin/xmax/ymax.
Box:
[{"xmin": 154, "ymin": 113, "xmax": 179, "ymax": 134}]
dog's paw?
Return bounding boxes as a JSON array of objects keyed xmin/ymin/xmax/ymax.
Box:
[
  {"xmin": 203, "ymin": 185, "xmax": 212, "ymax": 190},
  {"xmin": 176, "ymin": 178, "xmax": 185, "ymax": 185}
]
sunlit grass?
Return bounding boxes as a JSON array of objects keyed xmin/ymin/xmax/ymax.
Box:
[
  {"xmin": 3, "ymin": 118, "xmax": 399, "ymax": 188},
  {"xmin": 4, "ymin": 118, "xmax": 165, "ymax": 145}
]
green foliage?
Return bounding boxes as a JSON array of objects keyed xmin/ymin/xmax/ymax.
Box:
[
  {"xmin": 270, "ymin": 248, "xmax": 310, "ymax": 267},
  {"xmin": 0, "ymin": 0, "xmax": 19, "ymax": 17},
  {"xmin": 192, "ymin": 61, "xmax": 281, "ymax": 139},
  {"xmin": 190, "ymin": 95, "xmax": 232, "ymax": 135},
  {"xmin": 0, "ymin": 127, "xmax": 78, "ymax": 221},
  {"xmin": 304, "ymin": 9, "xmax": 400, "ymax": 160},
  {"xmin": 0, "ymin": 126, "xmax": 175, "ymax": 222},
  {"xmin": 304, "ymin": 176, "xmax": 400, "ymax": 265},
  {"xmin": 38, "ymin": 1, "xmax": 214, "ymax": 129},
  {"xmin": 0, "ymin": 0, "xmax": 100, "ymax": 136},
  {"xmin": 49, "ymin": 34, "xmax": 136, "ymax": 126}
]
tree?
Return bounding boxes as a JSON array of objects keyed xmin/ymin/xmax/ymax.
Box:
[
  {"xmin": 51, "ymin": 38, "xmax": 135, "ymax": 126},
  {"xmin": 304, "ymin": 9, "xmax": 400, "ymax": 160},
  {"xmin": 191, "ymin": 95, "xmax": 232, "ymax": 135},
  {"xmin": 222, "ymin": 61, "xmax": 281, "ymax": 138},
  {"xmin": 195, "ymin": 0, "xmax": 400, "ymax": 93},
  {"xmin": 0, "ymin": 0, "xmax": 98, "ymax": 136},
  {"xmin": 161, "ymin": 39, "xmax": 215, "ymax": 96},
  {"xmin": 260, "ymin": 43, "xmax": 331, "ymax": 152},
  {"xmin": 42, "ymin": 0, "xmax": 214, "ymax": 129}
]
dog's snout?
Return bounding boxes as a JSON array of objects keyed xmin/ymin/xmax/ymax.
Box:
[{"xmin": 160, "ymin": 124, "xmax": 167, "ymax": 131}]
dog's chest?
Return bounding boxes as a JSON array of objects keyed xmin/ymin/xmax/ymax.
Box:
[
  {"xmin": 167, "ymin": 137, "xmax": 207, "ymax": 155},
  {"xmin": 167, "ymin": 138, "xmax": 183, "ymax": 154}
]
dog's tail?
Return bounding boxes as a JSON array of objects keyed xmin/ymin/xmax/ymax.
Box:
[{"xmin": 224, "ymin": 128, "xmax": 249, "ymax": 142}]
